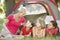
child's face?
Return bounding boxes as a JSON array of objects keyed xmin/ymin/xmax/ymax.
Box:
[
  {"xmin": 36, "ymin": 20, "xmax": 41, "ymax": 27},
  {"xmin": 26, "ymin": 24, "xmax": 32, "ymax": 29},
  {"xmin": 26, "ymin": 21, "xmax": 32, "ymax": 28},
  {"xmin": 48, "ymin": 22, "xmax": 54, "ymax": 29}
]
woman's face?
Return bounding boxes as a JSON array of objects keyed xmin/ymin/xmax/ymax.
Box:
[
  {"xmin": 48, "ymin": 22, "xmax": 54, "ymax": 29},
  {"xmin": 17, "ymin": 11, "xmax": 25, "ymax": 17}
]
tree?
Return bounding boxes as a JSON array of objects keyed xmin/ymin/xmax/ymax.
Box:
[{"xmin": 5, "ymin": 0, "xmax": 15, "ymax": 16}]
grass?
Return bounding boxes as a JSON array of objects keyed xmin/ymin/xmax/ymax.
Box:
[
  {"xmin": 0, "ymin": 36, "xmax": 60, "ymax": 40},
  {"xmin": 24, "ymin": 36, "xmax": 60, "ymax": 40},
  {"xmin": 0, "ymin": 18, "xmax": 4, "ymax": 32}
]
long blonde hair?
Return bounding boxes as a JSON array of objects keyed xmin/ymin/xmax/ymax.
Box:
[
  {"xmin": 37, "ymin": 18, "xmax": 46, "ymax": 29},
  {"xmin": 15, "ymin": 5, "xmax": 26, "ymax": 14}
]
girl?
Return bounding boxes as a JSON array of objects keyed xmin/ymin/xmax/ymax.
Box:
[
  {"xmin": 33, "ymin": 18, "xmax": 46, "ymax": 38},
  {"xmin": 20, "ymin": 20, "xmax": 33, "ymax": 36},
  {"xmin": 46, "ymin": 21, "xmax": 59, "ymax": 36}
]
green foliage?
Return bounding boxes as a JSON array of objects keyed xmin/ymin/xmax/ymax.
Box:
[
  {"xmin": 0, "ymin": 18, "xmax": 4, "ymax": 32},
  {"xmin": 0, "ymin": 0, "xmax": 6, "ymax": 13},
  {"xmin": 0, "ymin": 18, "xmax": 4, "ymax": 24},
  {"xmin": 0, "ymin": 8, "xmax": 3, "ymax": 13}
]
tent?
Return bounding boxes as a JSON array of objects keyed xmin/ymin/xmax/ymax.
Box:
[{"xmin": 13, "ymin": 0, "xmax": 60, "ymax": 31}]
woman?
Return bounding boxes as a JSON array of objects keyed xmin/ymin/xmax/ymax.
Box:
[
  {"xmin": 46, "ymin": 21, "xmax": 59, "ymax": 36},
  {"xmin": 1, "ymin": 6, "xmax": 26, "ymax": 35}
]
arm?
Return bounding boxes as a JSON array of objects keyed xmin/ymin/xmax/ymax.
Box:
[
  {"xmin": 20, "ymin": 31, "xmax": 23, "ymax": 35},
  {"xmin": 45, "ymin": 28, "xmax": 52, "ymax": 36},
  {"xmin": 21, "ymin": 17, "xmax": 26, "ymax": 25},
  {"xmin": 52, "ymin": 28, "xmax": 58, "ymax": 35},
  {"xmin": 26, "ymin": 28, "xmax": 32, "ymax": 37},
  {"xmin": 33, "ymin": 27, "xmax": 36, "ymax": 37},
  {"xmin": 20, "ymin": 26, "xmax": 24, "ymax": 35},
  {"xmin": 47, "ymin": 31, "xmax": 53, "ymax": 36},
  {"xmin": 26, "ymin": 33, "xmax": 31, "ymax": 37}
]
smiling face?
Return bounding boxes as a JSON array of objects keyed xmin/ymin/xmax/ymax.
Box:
[
  {"xmin": 17, "ymin": 11, "xmax": 26, "ymax": 17},
  {"xmin": 48, "ymin": 22, "xmax": 54, "ymax": 29},
  {"xmin": 36, "ymin": 19, "xmax": 45, "ymax": 29},
  {"xmin": 36, "ymin": 20, "xmax": 41, "ymax": 27},
  {"xmin": 26, "ymin": 21, "xmax": 32, "ymax": 28}
]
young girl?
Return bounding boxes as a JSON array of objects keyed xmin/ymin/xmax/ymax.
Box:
[
  {"xmin": 33, "ymin": 18, "xmax": 46, "ymax": 38},
  {"xmin": 46, "ymin": 21, "xmax": 59, "ymax": 36},
  {"xmin": 20, "ymin": 20, "xmax": 33, "ymax": 36}
]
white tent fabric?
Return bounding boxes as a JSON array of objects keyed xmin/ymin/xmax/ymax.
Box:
[
  {"xmin": 58, "ymin": 8, "xmax": 60, "ymax": 11},
  {"xmin": 25, "ymin": 4, "xmax": 46, "ymax": 15},
  {"xmin": 44, "ymin": 15, "xmax": 54, "ymax": 24},
  {"xmin": 18, "ymin": 4, "xmax": 46, "ymax": 15}
]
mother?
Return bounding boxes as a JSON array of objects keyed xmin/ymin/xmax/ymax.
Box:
[{"xmin": 2, "ymin": 6, "xmax": 26, "ymax": 35}]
